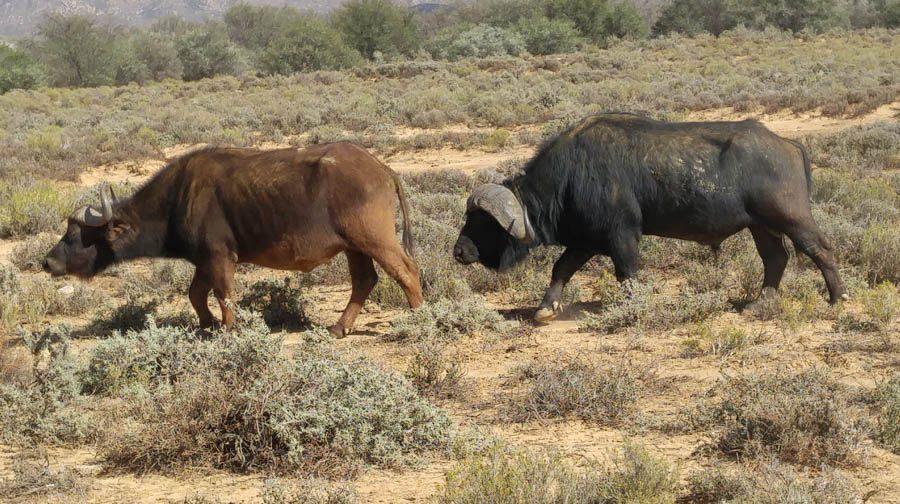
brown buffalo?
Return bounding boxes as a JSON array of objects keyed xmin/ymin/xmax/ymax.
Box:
[{"xmin": 43, "ymin": 142, "xmax": 423, "ymax": 335}]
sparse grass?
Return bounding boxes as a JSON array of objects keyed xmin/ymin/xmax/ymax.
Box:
[
  {"xmin": 509, "ymin": 352, "xmax": 652, "ymax": 426},
  {"xmin": 261, "ymin": 478, "xmax": 358, "ymax": 504},
  {"xmin": 0, "ymin": 450, "xmax": 86, "ymax": 502},
  {"xmin": 860, "ymin": 281, "xmax": 899, "ymax": 331},
  {"xmin": 688, "ymin": 369, "xmax": 869, "ymax": 467},
  {"xmin": 97, "ymin": 308, "xmax": 454, "ymax": 476},
  {"xmin": 238, "ymin": 275, "xmax": 311, "ymax": 331},
  {"xmin": 388, "ymin": 298, "xmax": 517, "ymax": 343},
  {"xmin": 580, "ymin": 279, "xmax": 728, "ymax": 334},
  {"xmin": 686, "ymin": 461, "xmax": 860, "ymax": 504},
  {"xmin": 439, "ymin": 442, "xmax": 678, "ymax": 504},
  {"xmin": 406, "ymin": 340, "xmax": 465, "ymax": 399},
  {"xmin": 679, "ymin": 323, "xmax": 763, "ymax": 358},
  {"xmin": 10, "ymin": 232, "xmax": 57, "ymax": 272}
]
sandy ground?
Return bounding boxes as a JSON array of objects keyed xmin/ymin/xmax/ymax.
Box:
[{"xmin": 3, "ymin": 102, "xmax": 900, "ymax": 503}]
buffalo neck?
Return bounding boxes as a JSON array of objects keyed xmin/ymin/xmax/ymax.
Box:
[
  {"xmin": 108, "ymin": 174, "xmax": 175, "ymax": 262},
  {"xmin": 504, "ymin": 174, "xmax": 556, "ymax": 247}
]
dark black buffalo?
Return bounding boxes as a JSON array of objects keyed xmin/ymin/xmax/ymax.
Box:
[{"xmin": 453, "ymin": 113, "xmax": 846, "ymax": 321}]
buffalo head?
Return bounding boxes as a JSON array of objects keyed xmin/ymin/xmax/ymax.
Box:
[
  {"xmin": 453, "ymin": 183, "xmax": 535, "ymax": 271},
  {"xmin": 43, "ymin": 185, "xmax": 119, "ymax": 278}
]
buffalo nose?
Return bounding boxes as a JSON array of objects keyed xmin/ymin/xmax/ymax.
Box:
[
  {"xmin": 453, "ymin": 244, "xmax": 463, "ymax": 262},
  {"xmin": 41, "ymin": 258, "xmax": 51, "ymax": 273}
]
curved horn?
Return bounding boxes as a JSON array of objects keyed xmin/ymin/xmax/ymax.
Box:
[
  {"xmin": 466, "ymin": 183, "xmax": 535, "ymax": 243},
  {"xmin": 70, "ymin": 185, "xmax": 114, "ymax": 227}
]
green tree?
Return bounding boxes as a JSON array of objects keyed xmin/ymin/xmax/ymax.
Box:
[
  {"xmin": 544, "ymin": 0, "xmax": 646, "ymax": 42},
  {"xmin": 515, "ymin": 15, "xmax": 583, "ymax": 55},
  {"xmin": 883, "ymin": 0, "xmax": 900, "ymax": 26},
  {"xmin": 443, "ymin": 24, "xmax": 526, "ymax": 60},
  {"xmin": 224, "ymin": 3, "xmax": 302, "ymax": 51},
  {"xmin": 259, "ymin": 14, "xmax": 362, "ymax": 75},
  {"xmin": 34, "ymin": 13, "xmax": 117, "ymax": 87},
  {"xmin": 602, "ymin": 1, "xmax": 648, "ymax": 39},
  {"xmin": 332, "ymin": 0, "xmax": 421, "ymax": 59},
  {"xmin": 113, "ymin": 31, "xmax": 183, "ymax": 84},
  {"xmin": 172, "ymin": 22, "xmax": 246, "ymax": 81},
  {"xmin": 730, "ymin": 0, "xmax": 851, "ymax": 32},
  {"xmin": 0, "ymin": 45, "xmax": 47, "ymax": 93},
  {"xmin": 653, "ymin": 0, "xmax": 736, "ymax": 35}
]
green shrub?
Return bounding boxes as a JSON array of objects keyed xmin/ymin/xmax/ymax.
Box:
[
  {"xmin": 688, "ymin": 369, "xmax": 869, "ymax": 466},
  {"xmin": 0, "ymin": 177, "xmax": 74, "ymax": 237},
  {"xmin": 388, "ymin": 298, "xmax": 516, "ymax": 343},
  {"xmin": 439, "ymin": 442, "xmax": 678, "ymax": 504},
  {"xmin": 860, "ymin": 281, "xmax": 899, "ymax": 331},
  {"xmin": 0, "ymin": 325, "xmax": 93, "ymax": 445},
  {"xmin": 98, "ymin": 309, "xmax": 454, "ymax": 475},
  {"xmin": 260, "ymin": 14, "xmax": 362, "ymax": 75},
  {"xmin": 515, "ymin": 15, "xmax": 582, "ymax": 55},
  {"xmin": 0, "ymin": 45, "xmax": 47, "ymax": 93},
  {"xmin": 332, "ymin": 0, "xmax": 421, "ymax": 59},
  {"xmin": 173, "ymin": 22, "xmax": 247, "ymax": 81},
  {"xmin": 443, "ymin": 25, "xmax": 526, "ymax": 60},
  {"xmin": 884, "ymin": 0, "xmax": 900, "ymax": 27},
  {"xmin": 510, "ymin": 352, "xmax": 651, "ymax": 425},
  {"xmin": 873, "ymin": 374, "xmax": 900, "ymax": 454},
  {"xmin": 653, "ymin": 0, "xmax": 736, "ymax": 36}
]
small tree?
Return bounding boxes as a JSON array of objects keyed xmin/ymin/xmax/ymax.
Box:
[
  {"xmin": 34, "ymin": 13, "xmax": 117, "ymax": 87},
  {"xmin": 544, "ymin": 0, "xmax": 646, "ymax": 42},
  {"xmin": 516, "ymin": 15, "xmax": 583, "ymax": 55},
  {"xmin": 172, "ymin": 22, "xmax": 246, "ymax": 81},
  {"xmin": 730, "ymin": 0, "xmax": 851, "ymax": 32},
  {"xmin": 653, "ymin": 0, "xmax": 736, "ymax": 35},
  {"xmin": 0, "ymin": 45, "xmax": 47, "ymax": 93},
  {"xmin": 332, "ymin": 0, "xmax": 421, "ymax": 59},
  {"xmin": 260, "ymin": 14, "xmax": 362, "ymax": 75},
  {"xmin": 883, "ymin": 0, "xmax": 900, "ymax": 27},
  {"xmin": 113, "ymin": 31, "xmax": 183, "ymax": 85},
  {"xmin": 224, "ymin": 3, "xmax": 302, "ymax": 51}
]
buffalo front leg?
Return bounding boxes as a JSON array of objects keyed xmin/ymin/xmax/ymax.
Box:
[
  {"xmin": 190, "ymin": 270, "xmax": 215, "ymax": 328},
  {"xmin": 210, "ymin": 259, "xmax": 237, "ymax": 331},
  {"xmin": 329, "ymin": 251, "xmax": 378, "ymax": 338},
  {"xmin": 746, "ymin": 226, "xmax": 789, "ymax": 310},
  {"xmin": 535, "ymin": 248, "xmax": 594, "ymax": 322}
]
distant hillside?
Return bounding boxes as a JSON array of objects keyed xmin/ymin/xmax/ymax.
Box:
[{"xmin": 0, "ymin": 0, "xmax": 425, "ymax": 37}]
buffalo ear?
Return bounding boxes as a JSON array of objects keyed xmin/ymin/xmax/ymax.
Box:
[{"xmin": 105, "ymin": 221, "xmax": 133, "ymax": 244}]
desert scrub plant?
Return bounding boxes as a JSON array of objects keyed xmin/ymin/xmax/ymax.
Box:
[
  {"xmin": 87, "ymin": 291, "xmax": 162, "ymax": 336},
  {"xmin": 679, "ymin": 323, "xmax": 763, "ymax": 358},
  {"xmin": 98, "ymin": 308, "xmax": 454, "ymax": 475},
  {"xmin": 261, "ymin": 477, "xmax": 358, "ymax": 504},
  {"xmin": 688, "ymin": 369, "xmax": 870, "ymax": 467},
  {"xmin": 406, "ymin": 340, "xmax": 465, "ymax": 398},
  {"xmin": 686, "ymin": 460, "xmax": 860, "ymax": 504},
  {"xmin": 0, "ymin": 325, "xmax": 93, "ymax": 445},
  {"xmin": 873, "ymin": 374, "xmax": 900, "ymax": 454},
  {"xmin": 0, "ymin": 262, "xmax": 24, "ymax": 330},
  {"xmin": 439, "ymin": 441, "xmax": 678, "ymax": 504},
  {"xmin": 387, "ymin": 297, "xmax": 517, "ymax": 343},
  {"xmin": 580, "ymin": 279, "xmax": 728, "ymax": 334},
  {"xmin": 238, "ymin": 275, "xmax": 311, "ymax": 331},
  {"xmin": 860, "ymin": 281, "xmax": 899, "ymax": 331},
  {"xmin": 0, "ymin": 450, "xmax": 86, "ymax": 502},
  {"xmin": 9, "ymin": 232, "xmax": 57, "ymax": 272},
  {"xmin": 509, "ymin": 352, "xmax": 652, "ymax": 426}
]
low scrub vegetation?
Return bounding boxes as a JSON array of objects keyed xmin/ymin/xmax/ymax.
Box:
[
  {"xmin": 873, "ymin": 374, "xmax": 900, "ymax": 454},
  {"xmin": 439, "ymin": 442, "xmax": 678, "ymax": 504},
  {"xmin": 686, "ymin": 461, "xmax": 860, "ymax": 504},
  {"xmin": 680, "ymin": 323, "xmax": 764, "ymax": 358},
  {"xmin": 0, "ymin": 450, "xmax": 85, "ymax": 502},
  {"xmin": 688, "ymin": 369, "xmax": 869, "ymax": 467},
  {"xmin": 509, "ymin": 352, "xmax": 652, "ymax": 426},
  {"xmin": 388, "ymin": 298, "xmax": 517, "ymax": 343},
  {"xmin": 96, "ymin": 309, "xmax": 454, "ymax": 475}
]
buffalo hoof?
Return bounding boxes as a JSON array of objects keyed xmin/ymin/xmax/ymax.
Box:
[
  {"xmin": 327, "ymin": 324, "xmax": 352, "ymax": 338},
  {"xmin": 534, "ymin": 301, "xmax": 561, "ymax": 323}
]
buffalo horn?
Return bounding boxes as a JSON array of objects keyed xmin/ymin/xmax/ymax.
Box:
[
  {"xmin": 466, "ymin": 183, "xmax": 535, "ymax": 243},
  {"xmin": 71, "ymin": 185, "xmax": 114, "ymax": 227}
]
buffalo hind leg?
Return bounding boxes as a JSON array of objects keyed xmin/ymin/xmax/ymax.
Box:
[
  {"xmin": 535, "ymin": 248, "xmax": 594, "ymax": 322},
  {"xmin": 210, "ymin": 258, "xmax": 237, "ymax": 331},
  {"xmin": 783, "ymin": 222, "xmax": 846, "ymax": 304},
  {"xmin": 329, "ymin": 251, "xmax": 379, "ymax": 338},
  {"xmin": 190, "ymin": 269, "xmax": 215, "ymax": 328},
  {"xmin": 746, "ymin": 226, "xmax": 790, "ymax": 310},
  {"xmin": 369, "ymin": 244, "xmax": 424, "ymax": 311}
]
